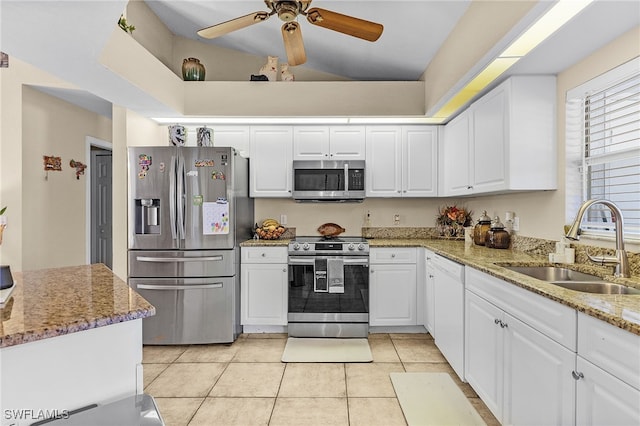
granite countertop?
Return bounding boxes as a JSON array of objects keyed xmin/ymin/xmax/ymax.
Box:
[
  {"xmin": 240, "ymin": 237, "xmax": 640, "ymax": 335},
  {"xmin": 0, "ymin": 264, "xmax": 155, "ymax": 348}
]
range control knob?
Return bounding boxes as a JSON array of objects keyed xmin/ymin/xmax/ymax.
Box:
[
  {"xmin": 358, "ymin": 243, "xmax": 366, "ymax": 251},
  {"xmin": 302, "ymin": 243, "xmax": 310, "ymax": 251},
  {"xmin": 347, "ymin": 243, "xmax": 356, "ymax": 251},
  {"xmin": 292, "ymin": 243, "xmax": 300, "ymax": 251}
]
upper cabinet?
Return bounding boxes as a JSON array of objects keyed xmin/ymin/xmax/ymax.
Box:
[
  {"xmin": 211, "ymin": 126, "xmax": 250, "ymax": 157},
  {"xmin": 293, "ymin": 126, "xmax": 365, "ymax": 160},
  {"xmin": 440, "ymin": 76, "xmax": 557, "ymax": 196},
  {"xmin": 249, "ymin": 126, "xmax": 293, "ymax": 197},
  {"xmin": 366, "ymin": 126, "xmax": 439, "ymax": 197}
]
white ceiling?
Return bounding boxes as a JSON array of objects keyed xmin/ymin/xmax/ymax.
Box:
[
  {"xmin": 144, "ymin": 0, "xmax": 471, "ymax": 81},
  {"xmin": 1, "ymin": 1, "xmax": 639, "ymax": 119}
]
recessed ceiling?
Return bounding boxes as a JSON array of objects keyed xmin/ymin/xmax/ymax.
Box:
[{"xmin": 144, "ymin": 0, "xmax": 472, "ymax": 81}]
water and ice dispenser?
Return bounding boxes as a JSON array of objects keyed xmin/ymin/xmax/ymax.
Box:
[{"xmin": 135, "ymin": 199, "xmax": 160, "ymax": 234}]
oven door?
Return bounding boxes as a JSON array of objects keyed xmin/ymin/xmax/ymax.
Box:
[{"xmin": 288, "ymin": 256, "xmax": 369, "ymax": 323}]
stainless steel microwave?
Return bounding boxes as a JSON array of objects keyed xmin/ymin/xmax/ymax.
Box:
[{"xmin": 292, "ymin": 160, "xmax": 365, "ymax": 202}]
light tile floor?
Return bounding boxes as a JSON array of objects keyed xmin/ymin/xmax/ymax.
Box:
[{"xmin": 143, "ymin": 333, "xmax": 500, "ymax": 426}]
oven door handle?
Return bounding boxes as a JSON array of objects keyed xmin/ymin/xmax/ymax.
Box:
[
  {"xmin": 343, "ymin": 258, "xmax": 369, "ymax": 265},
  {"xmin": 288, "ymin": 257, "xmax": 316, "ymax": 265}
]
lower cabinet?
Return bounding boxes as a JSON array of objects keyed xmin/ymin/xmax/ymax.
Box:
[
  {"xmin": 240, "ymin": 247, "xmax": 288, "ymax": 326},
  {"xmin": 465, "ymin": 290, "xmax": 575, "ymax": 425},
  {"xmin": 424, "ymin": 249, "xmax": 436, "ymax": 335},
  {"xmin": 369, "ymin": 248, "xmax": 417, "ymax": 326}
]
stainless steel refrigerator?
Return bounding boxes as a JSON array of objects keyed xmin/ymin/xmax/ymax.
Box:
[{"xmin": 127, "ymin": 146, "xmax": 253, "ymax": 344}]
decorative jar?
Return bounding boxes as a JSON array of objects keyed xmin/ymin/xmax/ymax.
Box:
[{"xmin": 182, "ymin": 58, "xmax": 206, "ymax": 81}]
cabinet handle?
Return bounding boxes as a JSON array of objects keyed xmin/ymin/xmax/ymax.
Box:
[
  {"xmin": 391, "ymin": 254, "xmax": 396, "ymax": 258},
  {"xmin": 283, "ymin": 268, "xmax": 287, "ymax": 272},
  {"xmin": 261, "ymin": 253, "xmax": 266, "ymax": 257},
  {"xmin": 429, "ymin": 274, "xmax": 434, "ymax": 278},
  {"xmin": 494, "ymin": 318, "xmax": 501, "ymax": 325},
  {"xmin": 501, "ymin": 322, "xmax": 508, "ymax": 328},
  {"xmin": 572, "ymin": 371, "xmax": 584, "ymax": 380}
]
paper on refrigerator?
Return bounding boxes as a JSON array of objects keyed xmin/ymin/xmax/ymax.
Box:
[{"xmin": 202, "ymin": 201, "xmax": 230, "ymax": 234}]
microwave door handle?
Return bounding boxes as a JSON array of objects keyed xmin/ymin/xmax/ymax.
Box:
[{"xmin": 344, "ymin": 163, "xmax": 349, "ymax": 191}]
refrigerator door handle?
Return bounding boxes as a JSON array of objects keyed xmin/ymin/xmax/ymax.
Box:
[
  {"xmin": 169, "ymin": 155, "xmax": 178, "ymax": 241},
  {"xmin": 136, "ymin": 255, "xmax": 224, "ymax": 262},
  {"xmin": 177, "ymin": 154, "xmax": 186, "ymax": 241},
  {"xmin": 137, "ymin": 283, "xmax": 224, "ymax": 290}
]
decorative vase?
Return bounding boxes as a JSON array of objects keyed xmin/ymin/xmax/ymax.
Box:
[
  {"xmin": 197, "ymin": 127, "xmax": 213, "ymax": 147},
  {"xmin": 168, "ymin": 124, "xmax": 186, "ymax": 146},
  {"xmin": 259, "ymin": 56, "xmax": 278, "ymax": 81},
  {"xmin": 280, "ymin": 63, "xmax": 295, "ymax": 81},
  {"xmin": 182, "ymin": 57, "xmax": 205, "ymax": 81}
]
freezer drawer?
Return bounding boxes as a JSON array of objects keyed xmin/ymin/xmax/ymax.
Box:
[
  {"xmin": 130, "ymin": 277, "xmax": 237, "ymax": 344},
  {"xmin": 129, "ymin": 250, "xmax": 236, "ymax": 278}
]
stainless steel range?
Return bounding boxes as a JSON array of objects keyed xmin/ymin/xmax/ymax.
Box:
[{"xmin": 287, "ymin": 236, "xmax": 369, "ymax": 338}]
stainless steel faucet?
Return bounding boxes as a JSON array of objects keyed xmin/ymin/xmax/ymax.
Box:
[{"xmin": 565, "ymin": 199, "xmax": 630, "ymax": 278}]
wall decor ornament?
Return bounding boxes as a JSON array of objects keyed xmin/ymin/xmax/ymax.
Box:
[
  {"xmin": 259, "ymin": 56, "xmax": 279, "ymax": 81},
  {"xmin": 168, "ymin": 125, "xmax": 186, "ymax": 146},
  {"xmin": 197, "ymin": 127, "xmax": 213, "ymax": 147},
  {"xmin": 69, "ymin": 160, "xmax": 87, "ymax": 179},
  {"xmin": 280, "ymin": 63, "xmax": 295, "ymax": 81},
  {"xmin": 182, "ymin": 57, "xmax": 206, "ymax": 81}
]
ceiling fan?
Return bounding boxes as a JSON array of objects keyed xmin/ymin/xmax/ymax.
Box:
[{"xmin": 197, "ymin": 1, "xmax": 384, "ymax": 66}]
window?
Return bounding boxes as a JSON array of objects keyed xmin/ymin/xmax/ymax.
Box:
[{"xmin": 566, "ymin": 58, "xmax": 640, "ymax": 239}]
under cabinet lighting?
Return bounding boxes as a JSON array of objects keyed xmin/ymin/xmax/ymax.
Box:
[
  {"xmin": 432, "ymin": 0, "xmax": 594, "ymax": 120},
  {"xmin": 151, "ymin": 116, "xmax": 445, "ymax": 125}
]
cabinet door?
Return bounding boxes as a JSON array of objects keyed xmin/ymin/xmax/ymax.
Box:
[
  {"xmin": 212, "ymin": 126, "xmax": 250, "ymax": 157},
  {"xmin": 249, "ymin": 126, "xmax": 293, "ymax": 197},
  {"xmin": 433, "ymin": 263, "xmax": 465, "ymax": 380},
  {"xmin": 369, "ymin": 263, "xmax": 417, "ymax": 326},
  {"xmin": 402, "ymin": 126, "xmax": 438, "ymax": 196},
  {"xmin": 441, "ymin": 111, "xmax": 472, "ymax": 196},
  {"xmin": 472, "ymin": 86, "xmax": 507, "ymax": 193},
  {"xmin": 241, "ymin": 263, "xmax": 288, "ymax": 325},
  {"xmin": 575, "ymin": 357, "xmax": 640, "ymax": 426},
  {"xmin": 330, "ymin": 126, "xmax": 366, "ymax": 160},
  {"xmin": 424, "ymin": 251, "xmax": 436, "ymax": 335},
  {"xmin": 503, "ymin": 313, "xmax": 575, "ymax": 426},
  {"xmin": 293, "ymin": 126, "xmax": 330, "ymax": 160},
  {"xmin": 366, "ymin": 126, "xmax": 402, "ymax": 197},
  {"xmin": 465, "ymin": 291, "xmax": 504, "ymax": 423}
]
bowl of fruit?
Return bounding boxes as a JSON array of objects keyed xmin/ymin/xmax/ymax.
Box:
[{"xmin": 255, "ymin": 218, "xmax": 286, "ymax": 240}]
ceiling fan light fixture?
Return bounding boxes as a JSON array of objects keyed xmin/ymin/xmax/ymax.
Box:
[{"xmin": 275, "ymin": 1, "xmax": 300, "ymax": 22}]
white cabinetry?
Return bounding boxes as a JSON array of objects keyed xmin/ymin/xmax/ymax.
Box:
[
  {"xmin": 432, "ymin": 254, "xmax": 465, "ymax": 380},
  {"xmin": 293, "ymin": 126, "xmax": 365, "ymax": 160},
  {"xmin": 441, "ymin": 76, "xmax": 556, "ymax": 196},
  {"xmin": 465, "ymin": 268, "xmax": 576, "ymax": 425},
  {"xmin": 366, "ymin": 126, "xmax": 439, "ymax": 197},
  {"xmin": 240, "ymin": 247, "xmax": 288, "ymax": 326},
  {"xmin": 574, "ymin": 313, "xmax": 640, "ymax": 426},
  {"xmin": 369, "ymin": 248, "xmax": 417, "ymax": 326},
  {"xmin": 249, "ymin": 126, "xmax": 293, "ymax": 197},
  {"xmin": 211, "ymin": 126, "xmax": 250, "ymax": 156}
]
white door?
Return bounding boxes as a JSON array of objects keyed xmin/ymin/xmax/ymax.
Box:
[
  {"xmin": 241, "ymin": 263, "xmax": 288, "ymax": 325},
  {"xmin": 472, "ymin": 87, "xmax": 507, "ymax": 193},
  {"xmin": 293, "ymin": 126, "xmax": 330, "ymax": 160},
  {"xmin": 433, "ymin": 264, "xmax": 465, "ymax": 379},
  {"xmin": 441, "ymin": 112, "xmax": 472, "ymax": 196},
  {"xmin": 329, "ymin": 126, "xmax": 366, "ymax": 160},
  {"xmin": 402, "ymin": 126, "xmax": 438, "ymax": 196},
  {"xmin": 465, "ymin": 291, "xmax": 503, "ymax": 422},
  {"xmin": 250, "ymin": 126, "xmax": 293, "ymax": 197},
  {"xmin": 503, "ymin": 313, "xmax": 575, "ymax": 426},
  {"xmin": 369, "ymin": 264, "xmax": 417, "ymax": 326},
  {"xmin": 366, "ymin": 126, "xmax": 402, "ymax": 196}
]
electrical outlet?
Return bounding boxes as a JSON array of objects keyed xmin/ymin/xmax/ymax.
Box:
[
  {"xmin": 280, "ymin": 214, "xmax": 287, "ymax": 225},
  {"xmin": 394, "ymin": 214, "xmax": 400, "ymax": 225},
  {"xmin": 512, "ymin": 217, "xmax": 520, "ymax": 231}
]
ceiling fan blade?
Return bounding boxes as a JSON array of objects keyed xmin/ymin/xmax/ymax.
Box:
[
  {"xmin": 306, "ymin": 7, "xmax": 383, "ymax": 42},
  {"xmin": 282, "ymin": 22, "xmax": 307, "ymax": 66},
  {"xmin": 197, "ymin": 11, "xmax": 271, "ymax": 39}
]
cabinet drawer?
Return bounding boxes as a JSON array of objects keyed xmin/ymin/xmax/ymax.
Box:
[
  {"xmin": 578, "ymin": 312, "xmax": 640, "ymax": 390},
  {"xmin": 370, "ymin": 247, "xmax": 417, "ymax": 264},
  {"xmin": 241, "ymin": 246, "xmax": 288, "ymax": 263},
  {"xmin": 466, "ymin": 268, "xmax": 576, "ymax": 350}
]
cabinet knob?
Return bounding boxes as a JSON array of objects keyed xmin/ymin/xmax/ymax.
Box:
[
  {"xmin": 494, "ymin": 318, "xmax": 501, "ymax": 325},
  {"xmin": 467, "ymin": 185, "xmax": 473, "ymax": 190},
  {"xmin": 261, "ymin": 253, "xmax": 266, "ymax": 257},
  {"xmin": 391, "ymin": 253, "xmax": 396, "ymax": 258},
  {"xmin": 571, "ymin": 371, "xmax": 584, "ymax": 380},
  {"xmin": 283, "ymin": 268, "xmax": 287, "ymax": 272}
]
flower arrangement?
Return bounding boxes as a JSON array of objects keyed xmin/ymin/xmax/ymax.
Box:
[{"xmin": 435, "ymin": 205, "xmax": 473, "ymax": 238}]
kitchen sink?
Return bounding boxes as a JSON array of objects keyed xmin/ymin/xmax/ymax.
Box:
[
  {"xmin": 549, "ymin": 281, "xmax": 640, "ymax": 295},
  {"xmin": 503, "ymin": 266, "xmax": 603, "ymax": 282},
  {"xmin": 503, "ymin": 265, "xmax": 640, "ymax": 295}
]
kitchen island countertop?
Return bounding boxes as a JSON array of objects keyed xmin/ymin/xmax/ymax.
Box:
[
  {"xmin": 0, "ymin": 263, "xmax": 155, "ymax": 348},
  {"xmin": 240, "ymin": 238, "xmax": 640, "ymax": 335}
]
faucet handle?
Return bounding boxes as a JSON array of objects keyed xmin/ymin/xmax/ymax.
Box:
[{"xmin": 585, "ymin": 247, "xmax": 618, "ymax": 265}]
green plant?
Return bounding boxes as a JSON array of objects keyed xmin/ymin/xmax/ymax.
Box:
[
  {"xmin": 118, "ymin": 15, "xmax": 135, "ymax": 33},
  {"xmin": 0, "ymin": 206, "xmax": 6, "ymax": 215}
]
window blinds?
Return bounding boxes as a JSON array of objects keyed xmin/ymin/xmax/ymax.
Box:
[{"xmin": 582, "ymin": 72, "xmax": 640, "ymax": 236}]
